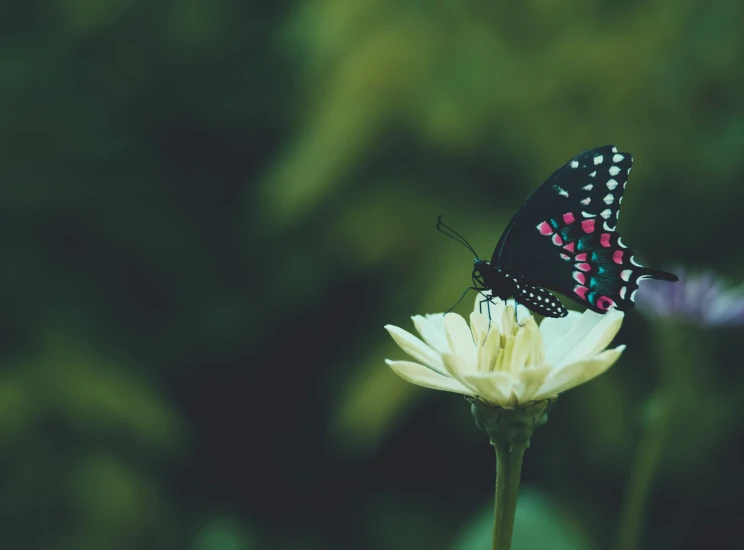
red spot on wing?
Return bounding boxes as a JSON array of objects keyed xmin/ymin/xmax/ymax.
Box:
[
  {"xmin": 575, "ymin": 253, "xmax": 587, "ymax": 261},
  {"xmin": 596, "ymin": 296, "xmax": 616, "ymax": 311},
  {"xmin": 576, "ymin": 263, "xmax": 591, "ymax": 272},
  {"xmin": 600, "ymin": 233, "xmax": 611, "ymax": 247},
  {"xmin": 613, "ymin": 250, "xmax": 624, "ymax": 264},
  {"xmin": 574, "ymin": 285, "xmax": 589, "ymax": 300},
  {"xmin": 552, "ymin": 234, "xmax": 563, "ymax": 245},
  {"xmin": 563, "ymin": 212, "xmax": 575, "ymax": 224},
  {"xmin": 537, "ymin": 222, "xmax": 553, "ymax": 235},
  {"xmin": 563, "ymin": 242, "xmax": 575, "ymax": 252},
  {"xmin": 581, "ymin": 219, "xmax": 595, "ymax": 234},
  {"xmin": 573, "ymin": 272, "xmax": 586, "ymax": 284}
]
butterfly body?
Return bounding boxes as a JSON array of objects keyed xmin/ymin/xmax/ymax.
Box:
[
  {"xmin": 443, "ymin": 145, "xmax": 678, "ymax": 318},
  {"xmin": 472, "ymin": 258, "xmax": 569, "ymax": 318},
  {"xmin": 472, "ymin": 259, "xmax": 511, "ymax": 300}
]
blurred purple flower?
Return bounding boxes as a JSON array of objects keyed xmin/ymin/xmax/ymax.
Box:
[{"xmin": 636, "ymin": 268, "xmax": 744, "ymax": 327}]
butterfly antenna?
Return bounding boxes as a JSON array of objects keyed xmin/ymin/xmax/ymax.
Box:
[
  {"xmin": 443, "ymin": 285, "xmax": 475, "ymax": 316},
  {"xmin": 436, "ymin": 215, "xmax": 480, "ymax": 258}
]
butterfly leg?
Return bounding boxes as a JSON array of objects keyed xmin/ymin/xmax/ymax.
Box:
[{"xmin": 478, "ymin": 293, "xmax": 499, "ymax": 345}]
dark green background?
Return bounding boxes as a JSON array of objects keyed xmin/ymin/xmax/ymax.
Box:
[{"xmin": 2, "ymin": 1, "xmax": 743, "ymax": 548}]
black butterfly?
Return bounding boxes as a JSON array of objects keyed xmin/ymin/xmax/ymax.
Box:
[{"xmin": 438, "ymin": 145, "xmax": 678, "ymax": 318}]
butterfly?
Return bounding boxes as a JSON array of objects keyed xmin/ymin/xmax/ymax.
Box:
[{"xmin": 438, "ymin": 145, "xmax": 678, "ymax": 318}]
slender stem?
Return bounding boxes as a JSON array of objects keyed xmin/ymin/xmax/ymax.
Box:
[
  {"xmin": 616, "ymin": 325, "xmax": 693, "ymax": 550},
  {"xmin": 492, "ymin": 442, "xmax": 527, "ymax": 550},
  {"xmin": 615, "ymin": 393, "xmax": 675, "ymax": 550}
]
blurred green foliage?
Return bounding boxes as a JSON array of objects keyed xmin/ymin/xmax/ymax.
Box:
[{"xmin": 2, "ymin": 0, "xmax": 744, "ymax": 548}]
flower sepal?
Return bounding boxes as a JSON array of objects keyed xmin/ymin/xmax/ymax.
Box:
[{"xmin": 469, "ymin": 398, "xmax": 556, "ymax": 449}]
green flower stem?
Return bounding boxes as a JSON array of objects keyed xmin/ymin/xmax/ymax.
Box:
[
  {"xmin": 614, "ymin": 392, "xmax": 675, "ymax": 550},
  {"xmin": 469, "ymin": 399, "xmax": 554, "ymax": 550},
  {"xmin": 615, "ymin": 325, "xmax": 696, "ymax": 550},
  {"xmin": 492, "ymin": 441, "xmax": 527, "ymax": 550}
]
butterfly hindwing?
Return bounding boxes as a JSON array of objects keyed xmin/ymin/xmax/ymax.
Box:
[{"xmin": 529, "ymin": 219, "xmax": 672, "ymax": 312}]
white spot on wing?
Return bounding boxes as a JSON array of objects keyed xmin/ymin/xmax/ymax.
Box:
[
  {"xmin": 603, "ymin": 221, "xmax": 616, "ymax": 231},
  {"xmin": 606, "ymin": 179, "xmax": 618, "ymax": 190},
  {"xmin": 603, "ymin": 194, "xmax": 615, "ymax": 204},
  {"xmin": 620, "ymin": 286, "xmax": 627, "ymax": 299},
  {"xmin": 609, "ymin": 166, "xmax": 620, "ymax": 176},
  {"xmin": 630, "ymin": 256, "xmax": 643, "ymax": 267},
  {"xmin": 580, "ymin": 197, "xmax": 591, "ymax": 205},
  {"xmin": 582, "ymin": 184, "xmax": 593, "ymax": 191},
  {"xmin": 593, "ymin": 155, "xmax": 603, "ymax": 165},
  {"xmin": 601, "ymin": 209, "xmax": 612, "ymax": 219},
  {"xmin": 613, "ymin": 154, "xmax": 624, "ymax": 162},
  {"xmin": 570, "ymin": 160, "xmax": 579, "ymax": 168},
  {"xmin": 621, "ymin": 269, "xmax": 632, "ymax": 281},
  {"xmin": 582, "ymin": 211, "xmax": 596, "ymax": 217},
  {"xmin": 618, "ymin": 237, "xmax": 627, "ymax": 248},
  {"xmin": 589, "ymin": 171, "xmax": 596, "ymax": 177},
  {"xmin": 630, "ymin": 289, "xmax": 637, "ymax": 302}
]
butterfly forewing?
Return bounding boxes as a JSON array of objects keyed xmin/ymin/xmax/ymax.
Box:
[{"xmin": 494, "ymin": 145, "xmax": 631, "ymax": 266}]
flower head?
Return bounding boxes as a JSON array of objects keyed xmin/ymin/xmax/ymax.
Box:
[
  {"xmin": 636, "ymin": 268, "xmax": 744, "ymax": 327},
  {"xmin": 385, "ymin": 296, "xmax": 625, "ymax": 408}
]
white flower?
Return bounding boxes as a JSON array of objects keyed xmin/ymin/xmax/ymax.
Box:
[{"xmin": 385, "ymin": 296, "xmax": 625, "ymax": 408}]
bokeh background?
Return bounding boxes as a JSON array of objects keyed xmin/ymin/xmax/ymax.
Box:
[{"xmin": 3, "ymin": 0, "xmax": 744, "ymax": 549}]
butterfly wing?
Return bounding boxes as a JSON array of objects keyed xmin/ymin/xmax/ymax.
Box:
[{"xmin": 493, "ymin": 145, "xmax": 677, "ymax": 314}]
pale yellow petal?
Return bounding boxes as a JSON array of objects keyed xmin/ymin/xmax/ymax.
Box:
[
  {"xmin": 385, "ymin": 325, "xmax": 445, "ymax": 373},
  {"xmin": 533, "ymin": 346, "xmax": 625, "ymax": 400},
  {"xmin": 461, "ymin": 370, "xmax": 517, "ymax": 406},
  {"xmin": 412, "ymin": 315, "xmax": 449, "ymax": 354},
  {"xmin": 469, "ymin": 310, "xmax": 490, "ymax": 348},
  {"xmin": 539, "ymin": 310, "xmax": 582, "ymax": 348},
  {"xmin": 544, "ymin": 310, "xmax": 623, "ymax": 367},
  {"xmin": 444, "ymin": 313, "xmax": 475, "ymax": 368},
  {"xmin": 494, "ymin": 301, "xmax": 532, "ymax": 336},
  {"xmin": 441, "ymin": 352, "xmax": 478, "ymax": 391},
  {"xmin": 516, "ymin": 365, "xmax": 552, "ymax": 402},
  {"xmin": 500, "ymin": 303, "xmax": 515, "ymax": 336},
  {"xmin": 500, "ymin": 334, "xmax": 516, "ymax": 373},
  {"xmin": 508, "ymin": 317, "xmax": 540, "ymax": 373},
  {"xmin": 423, "ymin": 313, "xmax": 447, "ymax": 332},
  {"xmin": 543, "ymin": 310, "xmax": 602, "ymax": 364},
  {"xmin": 515, "ymin": 302, "xmax": 533, "ymax": 325},
  {"xmin": 554, "ymin": 309, "xmax": 624, "ymax": 367},
  {"xmin": 525, "ymin": 323, "xmax": 546, "ymax": 367},
  {"xmin": 476, "ymin": 319, "xmax": 501, "ymax": 372},
  {"xmin": 472, "ymin": 293, "xmax": 511, "ymax": 328},
  {"xmin": 386, "ymin": 360, "xmax": 474, "ymax": 395}
]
